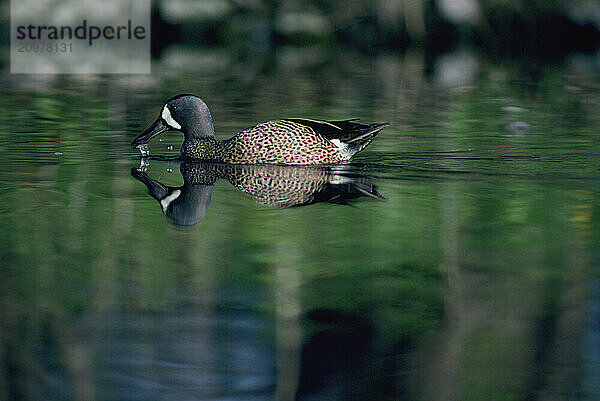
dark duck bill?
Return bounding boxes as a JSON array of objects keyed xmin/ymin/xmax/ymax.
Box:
[
  {"xmin": 132, "ymin": 100, "xmax": 186, "ymax": 147},
  {"xmin": 131, "ymin": 117, "xmax": 169, "ymax": 147}
]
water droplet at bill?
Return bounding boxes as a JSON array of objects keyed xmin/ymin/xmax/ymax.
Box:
[
  {"xmin": 137, "ymin": 143, "xmax": 150, "ymax": 156},
  {"xmin": 138, "ymin": 157, "xmax": 150, "ymax": 172}
]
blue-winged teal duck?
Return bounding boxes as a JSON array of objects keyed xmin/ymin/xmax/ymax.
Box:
[{"xmin": 131, "ymin": 94, "xmax": 389, "ymax": 165}]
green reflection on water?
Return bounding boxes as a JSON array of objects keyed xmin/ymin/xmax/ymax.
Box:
[{"xmin": 0, "ymin": 52, "xmax": 599, "ymax": 400}]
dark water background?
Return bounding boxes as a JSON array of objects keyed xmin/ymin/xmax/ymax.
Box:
[{"xmin": 2, "ymin": 7, "xmax": 600, "ymax": 399}]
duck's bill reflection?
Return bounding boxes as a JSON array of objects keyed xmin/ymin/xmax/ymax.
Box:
[{"xmin": 131, "ymin": 160, "xmax": 383, "ymax": 226}]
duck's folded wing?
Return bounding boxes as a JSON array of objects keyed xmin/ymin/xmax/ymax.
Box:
[{"xmin": 284, "ymin": 118, "xmax": 389, "ymax": 143}]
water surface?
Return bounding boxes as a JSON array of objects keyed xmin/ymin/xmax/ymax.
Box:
[{"xmin": 1, "ymin": 50, "xmax": 599, "ymax": 400}]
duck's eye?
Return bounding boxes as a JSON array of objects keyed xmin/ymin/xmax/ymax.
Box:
[{"xmin": 162, "ymin": 106, "xmax": 182, "ymax": 129}]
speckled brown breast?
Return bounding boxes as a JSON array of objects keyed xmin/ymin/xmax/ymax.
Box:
[{"xmin": 182, "ymin": 120, "xmax": 346, "ymax": 165}]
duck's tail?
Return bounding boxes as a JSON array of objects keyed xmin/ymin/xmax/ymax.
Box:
[
  {"xmin": 335, "ymin": 120, "xmax": 390, "ymax": 157},
  {"xmin": 286, "ymin": 118, "xmax": 389, "ymax": 159}
]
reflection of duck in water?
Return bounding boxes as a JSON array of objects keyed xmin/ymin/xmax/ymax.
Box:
[
  {"xmin": 131, "ymin": 163, "xmax": 216, "ymax": 226},
  {"xmin": 131, "ymin": 95, "xmax": 389, "ymax": 165},
  {"xmin": 131, "ymin": 161, "xmax": 383, "ymax": 226}
]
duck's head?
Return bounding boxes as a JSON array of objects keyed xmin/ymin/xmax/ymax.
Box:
[{"xmin": 131, "ymin": 94, "xmax": 215, "ymax": 147}]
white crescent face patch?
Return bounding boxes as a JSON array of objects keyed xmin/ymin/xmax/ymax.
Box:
[
  {"xmin": 160, "ymin": 189, "xmax": 181, "ymax": 212},
  {"xmin": 162, "ymin": 106, "xmax": 181, "ymax": 129}
]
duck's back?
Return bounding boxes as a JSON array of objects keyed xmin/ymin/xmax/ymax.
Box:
[{"xmin": 221, "ymin": 120, "xmax": 345, "ymax": 165}]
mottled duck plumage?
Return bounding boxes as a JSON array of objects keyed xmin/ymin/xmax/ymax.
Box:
[{"xmin": 131, "ymin": 94, "xmax": 389, "ymax": 165}]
